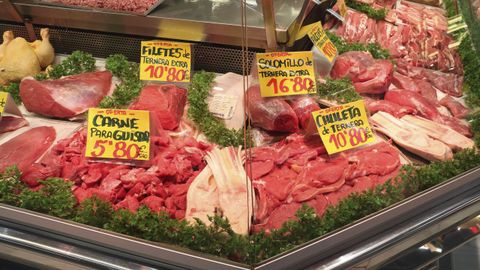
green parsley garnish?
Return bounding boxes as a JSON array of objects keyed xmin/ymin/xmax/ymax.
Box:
[{"xmin": 188, "ymin": 71, "xmax": 244, "ymax": 147}]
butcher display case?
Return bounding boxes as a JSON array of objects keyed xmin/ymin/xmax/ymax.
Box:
[{"xmin": 1, "ymin": 0, "xmax": 480, "ymax": 269}]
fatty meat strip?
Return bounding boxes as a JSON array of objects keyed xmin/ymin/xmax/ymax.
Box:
[
  {"xmin": 401, "ymin": 115, "xmax": 474, "ymax": 151},
  {"xmin": 203, "ymin": 147, "xmax": 254, "ymax": 235},
  {"xmin": 371, "ymin": 111, "xmax": 453, "ymax": 161}
]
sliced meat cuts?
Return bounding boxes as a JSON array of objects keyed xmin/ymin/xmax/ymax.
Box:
[
  {"xmin": 250, "ymin": 133, "xmax": 401, "ymax": 232},
  {"xmin": 397, "ymin": 60, "xmax": 463, "ymax": 97},
  {"xmin": 0, "ymin": 126, "xmax": 55, "ymax": 172},
  {"xmin": 384, "ymin": 89, "xmax": 472, "ymax": 136},
  {"xmin": 130, "ymin": 84, "xmax": 187, "ymax": 131},
  {"xmin": 371, "ymin": 111, "xmax": 453, "ymax": 161},
  {"xmin": 331, "ymin": 51, "xmax": 393, "ymax": 94},
  {"xmin": 20, "ymin": 71, "xmax": 112, "ymax": 118},
  {"xmin": 439, "ymin": 96, "xmax": 469, "ymax": 119},
  {"xmin": 364, "ymin": 98, "xmax": 416, "ymax": 118},
  {"xmin": 345, "ymin": 142, "xmax": 401, "ymax": 181},
  {"xmin": 246, "ymin": 85, "xmax": 299, "ymax": 132},
  {"xmin": 287, "ymin": 96, "xmax": 320, "ymax": 129},
  {"xmin": 0, "ymin": 116, "xmax": 28, "ymax": 134},
  {"xmin": 401, "ymin": 115, "xmax": 474, "ymax": 151}
]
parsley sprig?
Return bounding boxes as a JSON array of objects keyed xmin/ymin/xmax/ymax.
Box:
[
  {"xmin": 188, "ymin": 71, "xmax": 244, "ymax": 147},
  {"xmin": 345, "ymin": 0, "xmax": 387, "ymax": 20},
  {"xmin": 99, "ymin": 54, "xmax": 144, "ymax": 108},
  {"xmin": 327, "ymin": 31, "xmax": 390, "ymax": 59},
  {"xmin": 317, "ymin": 78, "xmax": 362, "ymax": 104}
]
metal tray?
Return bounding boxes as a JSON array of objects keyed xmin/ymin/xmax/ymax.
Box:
[
  {"xmin": 1, "ymin": 166, "xmax": 480, "ymax": 269},
  {"xmin": 30, "ymin": 0, "xmax": 166, "ymax": 16}
]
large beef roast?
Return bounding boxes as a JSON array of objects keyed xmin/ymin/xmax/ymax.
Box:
[
  {"xmin": 129, "ymin": 84, "xmax": 187, "ymax": 131},
  {"xmin": 20, "ymin": 71, "xmax": 112, "ymax": 118}
]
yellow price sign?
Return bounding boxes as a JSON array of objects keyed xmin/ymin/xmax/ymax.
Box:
[
  {"xmin": 0, "ymin": 92, "xmax": 7, "ymax": 115},
  {"xmin": 338, "ymin": 0, "xmax": 348, "ymax": 18},
  {"xmin": 140, "ymin": 41, "xmax": 191, "ymax": 82},
  {"xmin": 85, "ymin": 108, "xmax": 151, "ymax": 161},
  {"xmin": 311, "ymin": 100, "xmax": 375, "ymax": 154},
  {"xmin": 308, "ymin": 22, "xmax": 338, "ymax": 63},
  {"xmin": 256, "ymin": 51, "xmax": 317, "ymax": 98}
]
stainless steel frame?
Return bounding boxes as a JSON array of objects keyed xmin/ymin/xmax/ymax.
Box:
[{"xmin": 8, "ymin": 0, "xmax": 315, "ymax": 49}]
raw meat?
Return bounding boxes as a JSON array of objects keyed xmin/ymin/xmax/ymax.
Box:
[
  {"xmin": 345, "ymin": 142, "xmax": 401, "ymax": 181},
  {"xmin": 384, "ymin": 89, "xmax": 472, "ymax": 137},
  {"xmin": 129, "ymin": 84, "xmax": 187, "ymax": 131},
  {"xmin": 0, "ymin": 126, "xmax": 55, "ymax": 172},
  {"xmin": 364, "ymin": 98, "xmax": 416, "ymax": 118},
  {"xmin": 401, "ymin": 115, "xmax": 474, "ymax": 151},
  {"xmin": 288, "ymin": 96, "xmax": 320, "ymax": 129},
  {"xmin": 330, "ymin": 51, "xmax": 393, "ymax": 94},
  {"xmin": 246, "ymin": 85, "xmax": 299, "ymax": 132},
  {"xmin": 185, "ymin": 166, "xmax": 219, "ymax": 226},
  {"xmin": 204, "ymin": 147, "xmax": 254, "ymax": 235},
  {"xmin": 20, "ymin": 71, "xmax": 112, "ymax": 118},
  {"xmin": 250, "ymin": 133, "xmax": 401, "ymax": 232},
  {"xmin": 371, "ymin": 111, "xmax": 453, "ymax": 161},
  {"xmin": 33, "ymin": 125, "xmax": 211, "ymax": 219},
  {"xmin": 439, "ymin": 96, "xmax": 469, "ymax": 119},
  {"xmin": 0, "ymin": 116, "xmax": 28, "ymax": 134},
  {"xmin": 48, "ymin": 0, "xmax": 160, "ymax": 14},
  {"xmin": 397, "ymin": 62, "xmax": 463, "ymax": 97}
]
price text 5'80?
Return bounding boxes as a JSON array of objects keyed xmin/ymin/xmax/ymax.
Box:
[{"xmin": 90, "ymin": 140, "xmax": 144, "ymax": 159}]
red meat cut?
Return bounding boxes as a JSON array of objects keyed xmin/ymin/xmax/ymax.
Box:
[
  {"xmin": 0, "ymin": 116, "xmax": 28, "ymax": 134},
  {"xmin": 385, "ymin": 89, "xmax": 471, "ymax": 136},
  {"xmin": 364, "ymin": 98, "xmax": 416, "ymax": 118},
  {"xmin": 0, "ymin": 126, "xmax": 56, "ymax": 172},
  {"xmin": 246, "ymin": 85, "xmax": 299, "ymax": 132},
  {"xmin": 330, "ymin": 51, "xmax": 393, "ymax": 94},
  {"xmin": 20, "ymin": 71, "xmax": 112, "ymax": 118},
  {"xmin": 439, "ymin": 96, "xmax": 469, "ymax": 119},
  {"xmin": 129, "ymin": 84, "xmax": 187, "ymax": 131},
  {"xmin": 288, "ymin": 96, "xmax": 320, "ymax": 129}
]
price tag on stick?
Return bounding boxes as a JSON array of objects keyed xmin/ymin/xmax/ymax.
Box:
[
  {"xmin": 312, "ymin": 100, "xmax": 375, "ymax": 154},
  {"xmin": 308, "ymin": 22, "xmax": 338, "ymax": 63},
  {"xmin": 85, "ymin": 108, "xmax": 151, "ymax": 161},
  {"xmin": 256, "ymin": 51, "xmax": 317, "ymax": 98},
  {"xmin": 0, "ymin": 91, "xmax": 23, "ymax": 119},
  {"xmin": 140, "ymin": 41, "xmax": 191, "ymax": 82}
]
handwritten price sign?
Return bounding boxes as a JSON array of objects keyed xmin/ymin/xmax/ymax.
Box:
[
  {"xmin": 312, "ymin": 100, "xmax": 375, "ymax": 154},
  {"xmin": 256, "ymin": 51, "xmax": 317, "ymax": 97},
  {"xmin": 85, "ymin": 108, "xmax": 150, "ymax": 161},
  {"xmin": 0, "ymin": 92, "xmax": 7, "ymax": 115},
  {"xmin": 308, "ymin": 22, "xmax": 338, "ymax": 63},
  {"xmin": 140, "ymin": 41, "xmax": 191, "ymax": 82}
]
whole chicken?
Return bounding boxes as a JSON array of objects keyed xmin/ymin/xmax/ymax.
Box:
[
  {"xmin": 0, "ymin": 37, "xmax": 41, "ymax": 85},
  {"xmin": 0, "ymin": 31, "xmax": 14, "ymax": 62},
  {"xmin": 0, "ymin": 29, "xmax": 55, "ymax": 85},
  {"xmin": 30, "ymin": 28, "xmax": 55, "ymax": 69}
]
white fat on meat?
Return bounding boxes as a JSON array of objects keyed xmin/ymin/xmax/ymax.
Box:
[
  {"xmin": 208, "ymin": 73, "xmax": 246, "ymax": 130},
  {"xmin": 401, "ymin": 115, "xmax": 474, "ymax": 151},
  {"xmin": 185, "ymin": 147, "xmax": 254, "ymax": 235},
  {"xmin": 371, "ymin": 111, "xmax": 453, "ymax": 161},
  {"xmin": 185, "ymin": 166, "xmax": 220, "ymax": 226}
]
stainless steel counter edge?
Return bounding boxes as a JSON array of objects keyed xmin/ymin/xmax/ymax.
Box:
[
  {"xmin": 0, "ymin": 205, "xmax": 250, "ymax": 270},
  {"xmin": 10, "ymin": 0, "xmax": 310, "ymax": 49},
  {"xmin": 256, "ymin": 166, "xmax": 480, "ymax": 270}
]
